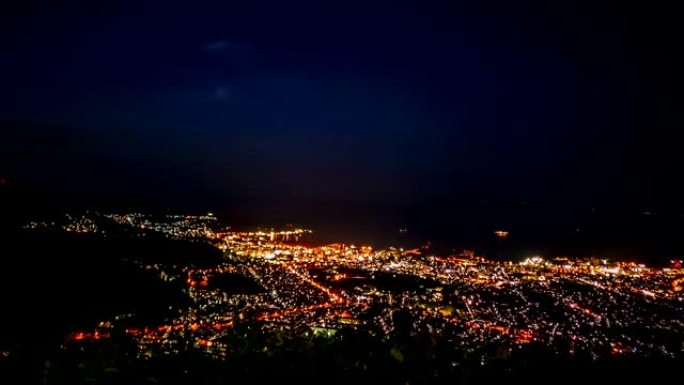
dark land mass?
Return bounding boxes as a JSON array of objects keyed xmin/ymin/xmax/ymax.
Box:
[
  {"xmin": 314, "ymin": 267, "xmax": 441, "ymax": 293},
  {"xmin": 0, "ymin": 226, "xmax": 222, "ymax": 384},
  {"xmin": 0, "ymin": 228, "xmax": 223, "ymax": 338},
  {"xmin": 208, "ymin": 272, "xmax": 265, "ymax": 295}
]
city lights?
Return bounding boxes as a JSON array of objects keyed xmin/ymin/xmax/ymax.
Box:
[{"xmin": 24, "ymin": 212, "xmax": 684, "ymax": 364}]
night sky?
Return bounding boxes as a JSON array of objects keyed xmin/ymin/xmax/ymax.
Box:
[{"xmin": 1, "ymin": 1, "xmax": 683, "ymax": 250}]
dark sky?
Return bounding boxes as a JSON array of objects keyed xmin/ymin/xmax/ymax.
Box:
[{"xmin": 1, "ymin": 0, "xmax": 682, "ymax": 237}]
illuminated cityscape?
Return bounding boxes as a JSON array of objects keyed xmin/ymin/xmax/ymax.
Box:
[
  {"xmin": 3, "ymin": 1, "xmax": 683, "ymax": 383},
  {"xmin": 22, "ymin": 212, "xmax": 684, "ymax": 366}
]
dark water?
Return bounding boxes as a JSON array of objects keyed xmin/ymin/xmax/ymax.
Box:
[
  {"xmin": 297, "ymin": 203, "xmax": 684, "ymax": 266},
  {"xmin": 2, "ymin": 183, "xmax": 682, "ymax": 265}
]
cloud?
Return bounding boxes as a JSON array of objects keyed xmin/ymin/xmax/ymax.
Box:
[
  {"xmin": 214, "ymin": 86, "xmax": 230, "ymax": 101},
  {"xmin": 202, "ymin": 40, "xmax": 229, "ymax": 53},
  {"xmin": 200, "ymin": 40, "xmax": 252, "ymax": 57}
]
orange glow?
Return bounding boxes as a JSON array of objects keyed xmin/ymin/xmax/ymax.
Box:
[
  {"xmin": 67, "ymin": 331, "xmax": 110, "ymax": 342},
  {"xmin": 515, "ymin": 330, "xmax": 533, "ymax": 344}
]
